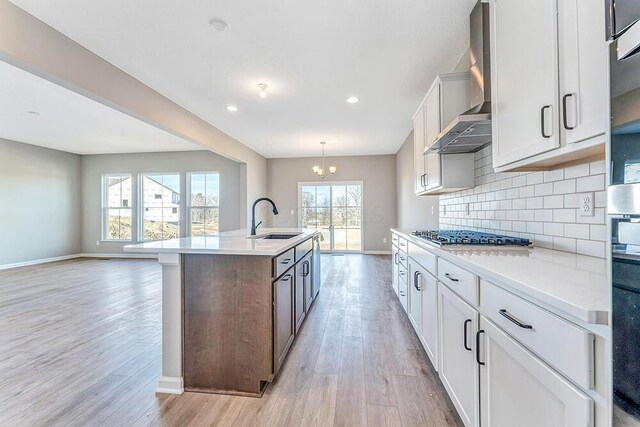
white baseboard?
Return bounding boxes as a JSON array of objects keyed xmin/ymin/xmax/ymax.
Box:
[
  {"xmin": 156, "ymin": 376, "xmax": 184, "ymax": 395},
  {"xmin": 78, "ymin": 252, "xmax": 158, "ymax": 259},
  {"xmin": 0, "ymin": 252, "xmax": 158, "ymax": 270},
  {"xmin": 363, "ymin": 250, "xmax": 392, "ymax": 255},
  {"xmin": 0, "ymin": 253, "xmax": 82, "ymax": 271}
]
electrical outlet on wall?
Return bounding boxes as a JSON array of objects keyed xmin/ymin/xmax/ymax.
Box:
[
  {"xmin": 579, "ymin": 192, "xmax": 594, "ymax": 217},
  {"xmin": 383, "ymin": 237, "xmax": 387, "ymax": 244}
]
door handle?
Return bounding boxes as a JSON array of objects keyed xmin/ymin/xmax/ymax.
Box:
[
  {"xmin": 476, "ymin": 330, "xmax": 485, "ymax": 366},
  {"xmin": 413, "ymin": 271, "xmax": 422, "ymax": 291},
  {"xmin": 444, "ymin": 273, "xmax": 459, "ymax": 282},
  {"xmin": 463, "ymin": 319, "xmax": 472, "ymax": 351},
  {"xmin": 540, "ymin": 105, "xmax": 552, "ymax": 138},
  {"xmin": 394, "ymin": 252, "xmax": 399, "ymax": 265},
  {"xmin": 562, "ymin": 94, "xmax": 575, "ymax": 130},
  {"xmin": 499, "ymin": 309, "xmax": 533, "ymax": 329}
]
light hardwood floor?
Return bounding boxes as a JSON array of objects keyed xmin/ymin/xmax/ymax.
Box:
[{"xmin": 0, "ymin": 255, "xmax": 462, "ymax": 427}]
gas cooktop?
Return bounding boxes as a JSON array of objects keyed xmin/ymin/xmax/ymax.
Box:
[{"xmin": 411, "ymin": 230, "xmax": 531, "ymax": 246}]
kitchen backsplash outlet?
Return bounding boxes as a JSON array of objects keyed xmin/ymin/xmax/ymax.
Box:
[{"xmin": 439, "ymin": 145, "xmax": 607, "ymax": 258}]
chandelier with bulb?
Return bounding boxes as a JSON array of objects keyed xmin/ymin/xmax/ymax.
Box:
[{"xmin": 312, "ymin": 141, "xmax": 336, "ymax": 180}]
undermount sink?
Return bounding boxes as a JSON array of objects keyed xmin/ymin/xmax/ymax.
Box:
[{"xmin": 259, "ymin": 233, "xmax": 301, "ymax": 240}]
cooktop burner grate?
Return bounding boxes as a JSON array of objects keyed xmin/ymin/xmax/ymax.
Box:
[{"xmin": 411, "ymin": 230, "xmax": 531, "ymax": 246}]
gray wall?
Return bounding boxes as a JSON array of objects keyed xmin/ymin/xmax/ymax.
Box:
[
  {"xmin": 81, "ymin": 150, "xmax": 242, "ymax": 254},
  {"xmin": 395, "ymin": 132, "xmax": 440, "ymax": 230},
  {"xmin": 266, "ymin": 155, "xmax": 397, "ymax": 252},
  {"xmin": 0, "ymin": 138, "xmax": 82, "ymax": 265}
]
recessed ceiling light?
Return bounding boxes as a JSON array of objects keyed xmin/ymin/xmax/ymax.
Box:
[
  {"xmin": 346, "ymin": 96, "xmax": 359, "ymax": 104},
  {"xmin": 209, "ymin": 18, "xmax": 228, "ymax": 32},
  {"xmin": 258, "ymin": 83, "xmax": 269, "ymax": 98},
  {"xmin": 27, "ymin": 110, "xmax": 40, "ymax": 115},
  {"xmin": 226, "ymin": 105, "xmax": 238, "ymax": 112}
]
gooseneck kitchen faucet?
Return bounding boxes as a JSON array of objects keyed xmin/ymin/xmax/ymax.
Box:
[{"xmin": 251, "ymin": 197, "xmax": 279, "ymax": 236}]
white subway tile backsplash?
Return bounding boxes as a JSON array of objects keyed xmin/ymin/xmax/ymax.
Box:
[
  {"xmin": 565, "ymin": 224, "xmax": 590, "ymax": 239},
  {"xmin": 554, "ymin": 179, "xmax": 577, "ymax": 195},
  {"xmin": 553, "ymin": 209, "xmax": 576, "ymax": 223},
  {"xmin": 553, "ymin": 237, "xmax": 577, "ymax": 253},
  {"xmin": 576, "ymin": 174, "xmax": 605, "ymax": 192},
  {"xmin": 564, "ymin": 164, "xmax": 590, "ymax": 179},
  {"xmin": 439, "ymin": 147, "xmax": 606, "ymax": 258}
]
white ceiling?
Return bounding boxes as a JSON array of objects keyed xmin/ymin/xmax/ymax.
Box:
[
  {"xmin": 0, "ymin": 60, "xmax": 203, "ymax": 155},
  {"xmin": 9, "ymin": 0, "xmax": 476, "ymax": 158}
]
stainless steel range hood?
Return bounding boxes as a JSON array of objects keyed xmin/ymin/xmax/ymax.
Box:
[{"xmin": 428, "ymin": 1, "xmax": 492, "ymax": 154}]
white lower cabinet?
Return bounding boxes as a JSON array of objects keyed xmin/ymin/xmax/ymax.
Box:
[
  {"xmin": 478, "ymin": 316, "xmax": 594, "ymax": 427},
  {"xmin": 439, "ymin": 284, "xmax": 479, "ymax": 427},
  {"xmin": 408, "ymin": 257, "xmax": 439, "ymax": 369},
  {"xmin": 392, "ymin": 244, "xmax": 399, "ymax": 296}
]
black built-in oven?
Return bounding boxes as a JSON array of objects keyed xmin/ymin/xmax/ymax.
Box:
[{"xmin": 608, "ymin": 1, "xmax": 640, "ymax": 424}]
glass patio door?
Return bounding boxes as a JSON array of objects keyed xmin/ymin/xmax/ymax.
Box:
[{"xmin": 299, "ymin": 182, "xmax": 363, "ymax": 252}]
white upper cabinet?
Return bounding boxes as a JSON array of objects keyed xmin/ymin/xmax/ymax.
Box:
[
  {"xmin": 490, "ymin": 0, "xmax": 560, "ymax": 168},
  {"xmin": 490, "ymin": 0, "xmax": 607, "ymax": 171},
  {"xmin": 558, "ymin": 0, "xmax": 608, "ymax": 145},
  {"xmin": 413, "ymin": 73, "xmax": 475, "ymax": 195},
  {"xmin": 413, "ymin": 104, "xmax": 427, "ymax": 193},
  {"xmin": 479, "ymin": 316, "xmax": 594, "ymax": 427}
]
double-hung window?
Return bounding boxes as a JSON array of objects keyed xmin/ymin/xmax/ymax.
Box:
[
  {"xmin": 141, "ymin": 173, "xmax": 181, "ymax": 241},
  {"xmin": 103, "ymin": 174, "xmax": 132, "ymax": 240},
  {"xmin": 188, "ymin": 172, "xmax": 220, "ymax": 236}
]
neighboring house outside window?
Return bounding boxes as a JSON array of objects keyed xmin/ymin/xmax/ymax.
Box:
[
  {"xmin": 141, "ymin": 174, "xmax": 181, "ymax": 241},
  {"xmin": 104, "ymin": 174, "xmax": 132, "ymax": 240},
  {"xmin": 188, "ymin": 172, "xmax": 220, "ymax": 236}
]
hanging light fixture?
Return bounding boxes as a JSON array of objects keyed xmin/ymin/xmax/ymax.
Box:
[{"xmin": 312, "ymin": 141, "xmax": 336, "ymax": 180}]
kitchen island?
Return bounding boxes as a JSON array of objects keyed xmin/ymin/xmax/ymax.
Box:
[{"xmin": 125, "ymin": 228, "xmax": 322, "ymax": 397}]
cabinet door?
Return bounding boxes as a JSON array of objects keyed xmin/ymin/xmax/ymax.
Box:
[
  {"xmin": 439, "ymin": 284, "xmax": 479, "ymax": 427},
  {"xmin": 558, "ymin": 0, "xmax": 608, "ymax": 145},
  {"xmin": 294, "ymin": 264, "xmax": 306, "ymax": 333},
  {"xmin": 274, "ymin": 272, "xmax": 294, "ymax": 374},
  {"xmin": 312, "ymin": 237, "xmax": 321, "ymax": 298},
  {"xmin": 420, "ymin": 269, "xmax": 439, "ymax": 370},
  {"xmin": 408, "ymin": 259, "xmax": 423, "ymax": 334},
  {"xmin": 392, "ymin": 246, "xmax": 400, "ymax": 296},
  {"xmin": 303, "ymin": 257, "xmax": 313, "ymax": 312},
  {"xmin": 479, "ymin": 316, "xmax": 593, "ymax": 427},
  {"xmin": 490, "ymin": 0, "xmax": 560, "ymax": 168},
  {"xmin": 426, "ymin": 153, "xmax": 441, "ymax": 189},
  {"xmin": 414, "ymin": 104, "xmax": 427, "ymax": 194}
]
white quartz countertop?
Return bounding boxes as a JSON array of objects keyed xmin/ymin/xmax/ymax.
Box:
[
  {"xmin": 124, "ymin": 228, "xmax": 320, "ymax": 256},
  {"xmin": 392, "ymin": 228, "xmax": 609, "ymax": 325}
]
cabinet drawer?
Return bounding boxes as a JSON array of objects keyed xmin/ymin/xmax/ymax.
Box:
[
  {"xmin": 398, "ymin": 263, "xmax": 408, "ymax": 284},
  {"xmin": 392, "ymin": 233, "xmax": 400, "ymax": 246},
  {"xmin": 398, "ymin": 251, "xmax": 409, "ymax": 269},
  {"xmin": 437, "ymin": 258, "xmax": 478, "ymax": 306},
  {"xmin": 398, "ymin": 237, "xmax": 409, "ymax": 253},
  {"xmin": 295, "ymin": 238, "xmax": 313, "ymax": 262},
  {"xmin": 480, "ymin": 280, "xmax": 594, "ymax": 390},
  {"xmin": 273, "ymin": 248, "xmax": 295, "ymax": 279},
  {"xmin": 408, "ymin": 242, "xmax": 437, "ymax": 276}
]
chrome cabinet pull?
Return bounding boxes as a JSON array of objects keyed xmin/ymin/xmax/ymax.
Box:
[
  {"xmin": 444, "ymin": 273, "xmax": 459, "ymax": 282},
  {"xmin": 499, "ymin": 309, "xmax": 533, "ymax": 329},
  {"xmin": 541, "ymin": 105, "xmax": 552, "ymax": 138},
  {"xmin": 282, "ymin": 274, "xmax": 292, "ymax": 281},
  {"xmin": 281, "ymin": 258, "xmax": 292, "ymax": 265},
  {"xmin": 562, "ymin": 94, "xmax": 575, "ymax": 130},
  {"xmin": 413, "ymin": 271, "xmax": 422, "ymax": 291},
  {"xmin": 476, "ymin": 330, "xmax": 485, "ymax": 366},
  {"xmin": 463, "ymin": 319, "xmax": 472, "ymax": 351},
  {"xmin": 394, "ymin": 252, "xmax": 399, "ymax": 265}
]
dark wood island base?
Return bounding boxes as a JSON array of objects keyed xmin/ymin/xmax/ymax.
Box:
[{"xmin": 182, "ymin": 235, "xmax": 321, "ymax": 397}]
